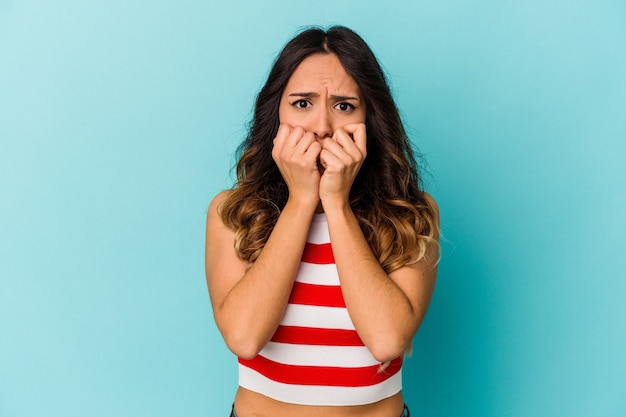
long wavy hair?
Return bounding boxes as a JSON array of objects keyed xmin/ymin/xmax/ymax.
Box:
[{"xmin": 219, "ymin": 26, "xmax": 439, "ymax": 272}]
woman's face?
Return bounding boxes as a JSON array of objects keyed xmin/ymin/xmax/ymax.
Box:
[{"xmin": 278, "ymin": 53, "xmax": 366, "ymax": 142}]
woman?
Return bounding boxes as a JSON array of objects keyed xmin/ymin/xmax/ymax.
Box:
[{"xmin": 205, "ymin": 26, "xmax": 439, "ymax": 417}]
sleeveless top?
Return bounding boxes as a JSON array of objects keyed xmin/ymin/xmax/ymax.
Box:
[{"xmin": 238, "ymin": 213, "xmax": 402, "ymax": 406}]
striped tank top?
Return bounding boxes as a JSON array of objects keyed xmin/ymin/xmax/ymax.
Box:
[{"xmin": 238, "ymin": 213, "xmax": 402, "ymax": 406}]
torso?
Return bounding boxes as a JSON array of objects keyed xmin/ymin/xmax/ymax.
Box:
[{"xmin": 234, "ymin": 214, "xmax": 405, "ymax": 416}]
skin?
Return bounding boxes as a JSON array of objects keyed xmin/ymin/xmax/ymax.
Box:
[{"xmin": 205, "ymin": 53, "xmax": 439, "ymax": 417}]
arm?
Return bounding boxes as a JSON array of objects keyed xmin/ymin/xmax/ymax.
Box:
[
  {"xmin": 319, "ymin": 124, "xmax": 439, "ymax": 362},
  {"xmin": 205, "ymin": 125, "xmax": 321, "ymax": 359},
  {"xmin": 205, "ymin": 192, "xmax": 317, "ymax": 359},
  {"xmin": 323, "ymin": 198, "xmax": 439, "ymax": 362}
]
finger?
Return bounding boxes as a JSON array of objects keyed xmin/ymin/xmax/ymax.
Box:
[
  {"xmin": 286, "ymin": 125, "xmax": 306, "ymax": 147},
  {"xmin": 305, "ymin": 140, "xmax": 322, "ymax": 162},
  {"xmin": 319, "ymin": 148, "xmax": 342, "ymax": 170},
  {"xmin": 330, "ymin": 128, "xmax": 364, "ymax": 162},
  {"xmin": 339, "ymin": 123, "xmax": 367, "ymax": 156},
  {"xmin": 332, "ymin": 128, "xmax": 356, "ymax": 148},
  {"xmin": 302, "ymin": 131, "xmax": 322, "ymax": 155},
  {"xmin": 274, "ymin": 124, "xmax": 292, "ymax": 146},
  {"xmin": 276, "ymin": 125, "xmax": 304, "ymax": 151},
  {"xmin": 294, "ymin": 131, "xmax": 316, "ymax": 153},
  {"xmin": 322, "ymin": 134, "xmax": 351, "ymax": 162},
  {"xmin": 295, "ymin": 132, "xmax": 322, "ymax": 167},
  {"xmin": 273, "ymin": 125, "xmax": 303, "ymax": 165}
]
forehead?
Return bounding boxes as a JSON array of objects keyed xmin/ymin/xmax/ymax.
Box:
[{"xmin": 284, "ymin": 53, "xmax": 360, "ymax": 94}]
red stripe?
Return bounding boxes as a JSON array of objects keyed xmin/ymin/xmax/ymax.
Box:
[
  {"xmin": 289, "ymin": 282, "xmax": 345, "ymax": 307},
  {"xmin": 301, "ymin": 242, "xmax": 335, "ymax": 264},
  {"xmin": 239, "ymin": 355, "xmax": 402, "ymax": 387},
  {"xmin": 271, "ymin": 326, "xmax": 364, "ymax": 346}
]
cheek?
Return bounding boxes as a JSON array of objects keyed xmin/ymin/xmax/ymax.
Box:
[
  {"xmin": 332, "ymin": 113, "xmax": 366, "ymax": 132},
  {"xmin": 278, "ymin": 96, "xmax": 296, "ymax": 125},
  {"xmin": 278, "ymin": 103, "xmax": 287, "ymax": 124},
  {"xmin": 356, "ymin": 107, "xmax": 366, "ymax": 123},
  {"xmin": 278, "ymin": 105, "xmax": 301, "ymax": 127}
]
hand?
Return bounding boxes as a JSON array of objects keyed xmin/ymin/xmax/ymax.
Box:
[
  {"xmin": 272, "ymin": 124, "xmax": 322, "ymax": 207},
  {"xmin": 319, "ymin": 123, "xmax": 367, "ymax": 208}
]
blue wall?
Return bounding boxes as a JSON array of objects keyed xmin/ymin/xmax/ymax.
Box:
[{"xmin": 1, "ymin": 1, "xmax": 624, "ymax": 416}]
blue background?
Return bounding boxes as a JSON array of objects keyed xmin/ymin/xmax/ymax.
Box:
[{"xmin": 1, "ymin": 1, "xmax": 625, "ymax": 416}]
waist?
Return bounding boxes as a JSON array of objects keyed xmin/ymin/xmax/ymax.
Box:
[{"xmin": 233, "ymin": 387, "xmax": 406, "ymax": 417}]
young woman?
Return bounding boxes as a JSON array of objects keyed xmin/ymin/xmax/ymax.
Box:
[{"xmin": 205, "ymin": 26, "xmax": 439, "ymax": 417}]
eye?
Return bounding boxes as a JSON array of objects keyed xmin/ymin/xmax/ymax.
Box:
[
  {"xmin": 292, "ymin": 99, "xmax": 311, "ymax": 109},
  {"xmin": 335, "ymin": 102, "xmax": 356, "ymax": 112}
]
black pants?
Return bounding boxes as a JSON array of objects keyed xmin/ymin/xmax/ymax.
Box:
[{"xmin": 230, "ymin": 403, "xmax": 410, "ymax": 416}]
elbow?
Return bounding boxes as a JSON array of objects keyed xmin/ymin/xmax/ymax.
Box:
[
  {"xmin": 214, "ymin": 310, "xmax": 272, "ymax": 359},
  {"xmin": 222, "ymin": 329, "xmax": 266, "ymax": 360},
  {"xmin": 368, "ymin": 335, "xmax": 411, "ymax": 363},
  {"xmin": 370, "ymin": 348, "xmax": 405, "ymax": 364},
  {"xmin": 228, "ymin": 343, "xmax": 260, "ymax": 361}
]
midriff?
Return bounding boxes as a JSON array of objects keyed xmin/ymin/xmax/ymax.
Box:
[{"xmin": 233, "ymin": 387, "xmax": 404, "ymax": 417}]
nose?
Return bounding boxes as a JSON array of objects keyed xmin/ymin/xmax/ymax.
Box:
[{"xmin": 311, "ymin": 107, "xmax": 332, "ymax": 139}]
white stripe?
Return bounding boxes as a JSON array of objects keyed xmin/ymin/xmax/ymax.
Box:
[
  {"xmin": 295, "ymin": 262, "xmax": 339, "ymax": 285},
  {"xmin": 259, "ymin": 342, "xmax": 380, "ymax": 367},
  {"xmin": 307, "ymin": 215, "xmax": 330, "ymax": 244},
  {"xmin": 281, "ymin": 304, "xmax": 354, "ymax": 330},
  {"xmin": 238, "ymin": 365, "xmax": 402, "ymax": 406}
]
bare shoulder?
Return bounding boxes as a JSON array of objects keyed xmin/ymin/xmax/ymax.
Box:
[
  {"xmin": 206, "ymin": 190, "xmax": 234, "ymax": 229},
  {"xmin": 208, "ymin": 190, "xmax": 232, "ymax": 217},
  {"xmin": 205, "ymin": 190, "xmax": 239, "ymax": 260},
  {"xmin": 205, "ymin": 189, "xmax": 247, "ymax": 311}
]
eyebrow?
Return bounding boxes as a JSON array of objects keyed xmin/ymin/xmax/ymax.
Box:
[{"xmin": 288, "ymin": 92, "xmax": 360, "ymax": 101}]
